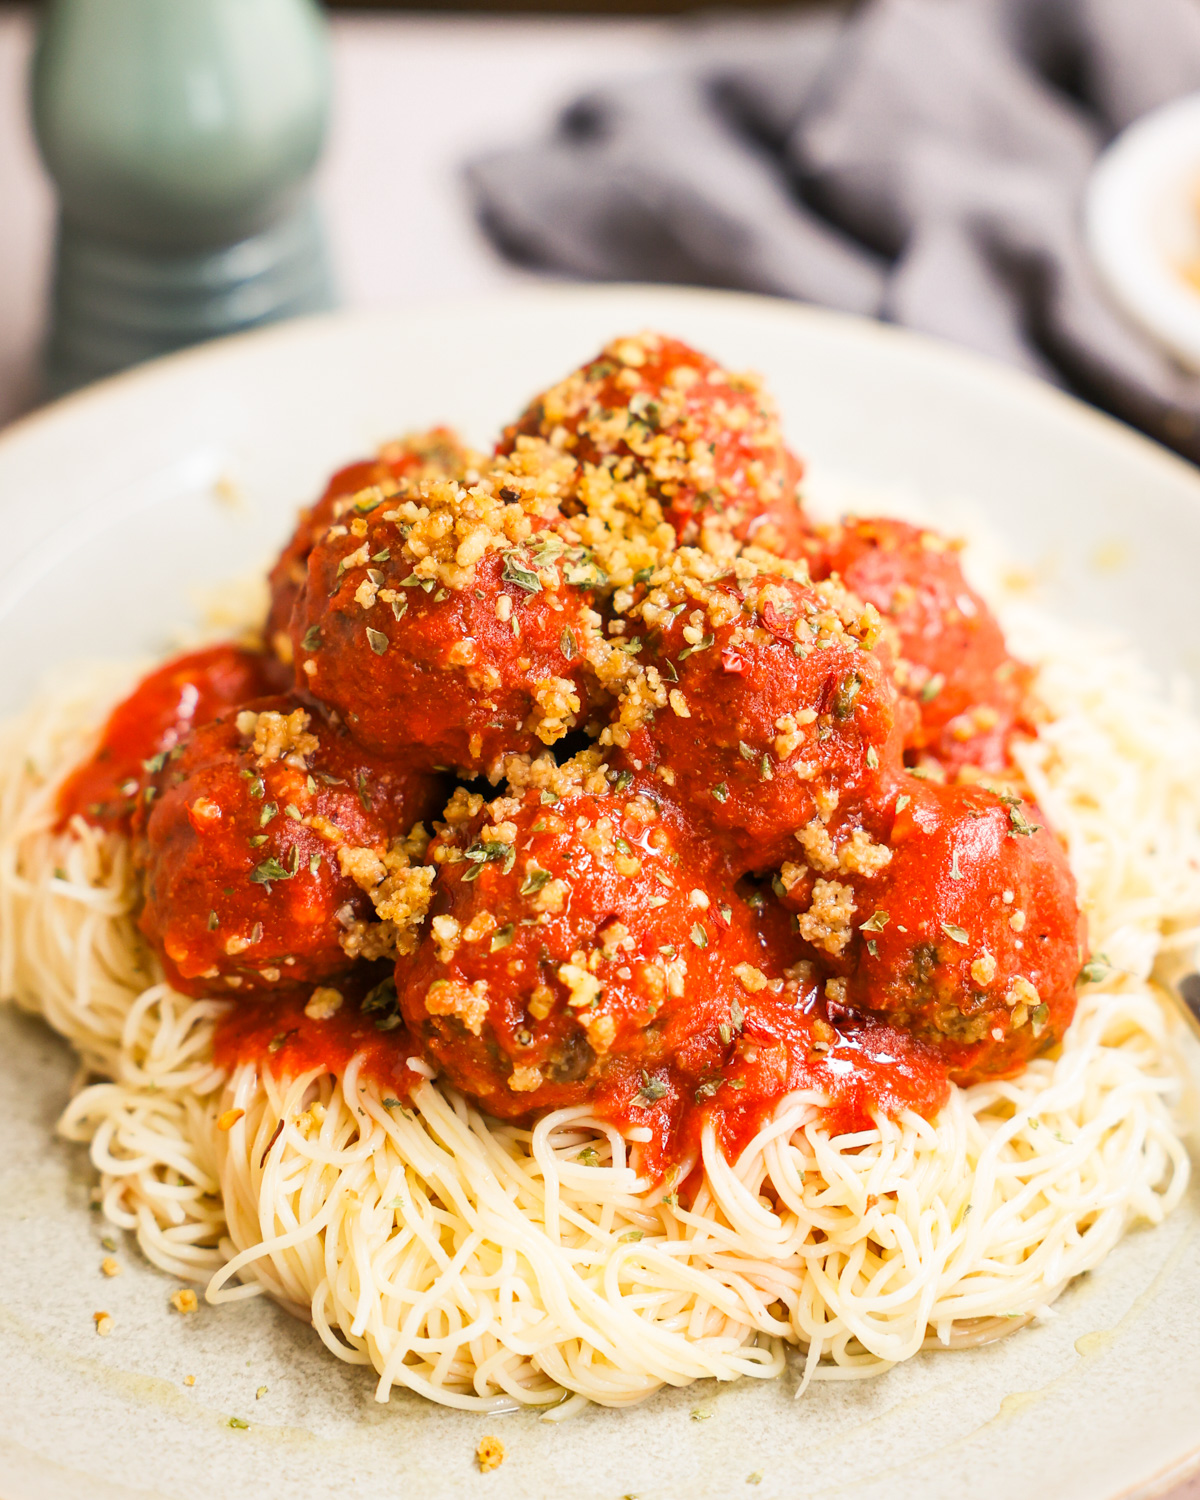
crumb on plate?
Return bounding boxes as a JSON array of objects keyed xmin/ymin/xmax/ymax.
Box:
[{"xmin": 476, "ymin": 1435, "xmax": 505, "ymax": 1472}]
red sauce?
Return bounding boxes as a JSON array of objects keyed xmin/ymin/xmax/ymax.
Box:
[
  {"xmin": 817, "ymin": 776, "xmax": 1086, "ymax": 1084},
  {"xmin": 265, "ymin": 428, "xmax": 476, "ymax": 668},
  {"xmin": 55, "ymin": 644, "xmax": 276, "ymax": 834},
  {"xmin": 814, "ymin": 517, "xmax": 1034, "ymax": 774},
  {"xmin": 617, "ymin": 572, "xmax": 901, "ymax": 875},
  {"xmin": 293, "ymin": 534, "xmax": 600, "ymax": 774},
  {"xmin": 214, "ymin": 976, "xmax": 422, "ymax": 1098},
  {"xmin": 587, "ymin": 1000, "xmax": 948, "ymax": 1182}
]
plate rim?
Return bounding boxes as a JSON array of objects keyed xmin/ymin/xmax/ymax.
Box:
[{"xmin": 2, "ymin": 282, "xmax": 1200, "ymax": 507}]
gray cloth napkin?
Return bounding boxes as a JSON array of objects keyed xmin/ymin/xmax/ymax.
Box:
[{"xmin": 468, "ymin": 0, "xmax": 1200, "ymax": 463}]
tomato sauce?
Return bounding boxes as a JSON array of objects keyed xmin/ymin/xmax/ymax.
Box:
[
  {"xmin": 214, "ymin": 975, "xmax": 422, "ymax": 1099},
  {"xmin": 587, "ymin": 1000, "xmax": 948, "ymax": 1181},
  {"xmin": 134, "ymin": 696, "xmax": 443, "ymax": 998},
  {"xmin": 56, "ymin": 644, "xmax": 276, "ymax": 834}
]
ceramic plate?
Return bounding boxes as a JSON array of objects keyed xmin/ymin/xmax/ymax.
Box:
[{"xmin": 1, "ymin": 286, "xmax": 1198, "ymax": 1500}]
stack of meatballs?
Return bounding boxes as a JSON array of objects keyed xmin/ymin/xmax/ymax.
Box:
[{"xmin": 128, "ymin": 333, "xmax": 1086, "ymax": 1155}]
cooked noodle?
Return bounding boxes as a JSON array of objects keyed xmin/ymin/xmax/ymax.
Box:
[{"xmin": 0, "ymin": 602, "xmax": 1195, "ymax": 1413}]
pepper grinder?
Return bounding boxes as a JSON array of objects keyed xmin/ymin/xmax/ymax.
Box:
[{"xmin": 32, "ymin": 0, "xmax": 334, "ymax": 394}]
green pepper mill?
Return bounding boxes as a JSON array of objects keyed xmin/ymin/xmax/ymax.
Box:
[{"xmin": 32, "ymin": 0, "xmax": 334, "ymax": 393}]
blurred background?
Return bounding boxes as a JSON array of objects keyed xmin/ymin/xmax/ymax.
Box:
[{"xmin": 5, "ymin": 0, "xmax": 1200, "ymax": 468}]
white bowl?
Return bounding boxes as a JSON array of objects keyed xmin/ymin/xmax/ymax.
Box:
[
  {"xmin": 0, "ymin": 287, "xmax": 1198, "ymax": 1500},
  {"xmin": 1087, "ymin": 92, "xmax": 1200, "ymax": 372}
]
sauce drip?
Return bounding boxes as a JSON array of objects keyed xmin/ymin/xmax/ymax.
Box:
[
  {"xmin": 214, "ymin": 964, "xmax": 949, "ymax": 1185},
  {"xmin": 214, "ymin": 976, "xmax": 421, "ymax": 1099}
]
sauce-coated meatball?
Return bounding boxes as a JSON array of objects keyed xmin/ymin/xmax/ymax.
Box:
[
  {"xmin": 499, "ymin": 333, "xmax": 810, "ymax": 557},
  {"xmin": 56, "ymin": 643, "xmax": 277, "ymax": 835},
  {"xmin": 291, "ymin": 443, "xmax": 605, "ymax": 773},
  {"xmin": 785, "ymin": 777, "xmax": 1084, "ymax": 1083},
  {"xmin": 816, "ymin": 518, "xmax": 1031, "ymax": 774},
  {"xmin": 395, "ymin": 761, "xmax": 784, "ymax": 1119},
  {"xmin": 266, "ymin": 428, "xmax": 480, "ymax": 671},
  {"xmin": 135, "ymin": 697, "xmax": 443, "ymax": 997},
  {"xmin": 612, "ymin": 569, "xmax": 901, "ymax": 874}
]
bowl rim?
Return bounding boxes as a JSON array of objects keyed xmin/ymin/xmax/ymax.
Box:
[{"xmin": 1086, "ymin": 91, "xmax": 1200, "ymax": 374}]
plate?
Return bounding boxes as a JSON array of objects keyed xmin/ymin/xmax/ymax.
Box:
[{"xmin": 1, "ymin": 285, "xmax": 1199, "ymax": 1500}]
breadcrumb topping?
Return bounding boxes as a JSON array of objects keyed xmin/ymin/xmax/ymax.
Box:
[
  {"xmin": 337, "ymin": 833, "xmax": 437, "ymax": 962},
  {"xmin": 305, "ymin": 986, "xmax": 344, "ymax": 1020},
  {"xmin": 796, "ymin": 879, "xmax": 857, "ymax": 956},
  {"xmin": 426, "ymin": 978, "xmax": 490, "ymax": 1035},
  {"xmin": 236, "ymin": 707, "xmax": 319, "ymax": 768}
]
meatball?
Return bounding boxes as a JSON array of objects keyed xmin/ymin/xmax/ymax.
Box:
[
  {"xmin": 395, "ymin": 759, "xmax": 784, "ymax": 1119},
  {"xmin": 56, "ymin": 643, "xmax": 277, "ymax": 834},
  {"xmin": 135, "ymin": 697, "xmax": 444, "ymax": 997},
  {"xmin": 816, "ymin": 517, "xmax": 1032, "ymax": 774},
  {"xmin": 266, "ymin": 428, "xmax": 481, "ymax": 671},
  {"xmin": 785, "ymin": 777, "xmax": 1084, "ymax": 1083},
  {"xmin": 611, "ymin": 569, "xmax": 902, "ymax": 874},
  {"xmin": 291, "ymin": 442, "xmax": 605, "ymax": 773},
  {"xmin": 499, "ymin": 332, "xmax": 811, "ymax": 558}
]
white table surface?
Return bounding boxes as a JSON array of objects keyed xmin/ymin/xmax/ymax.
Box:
[{"xmin": 0, "ymin": 8, "xmax": 1198, "ymax": 1497}]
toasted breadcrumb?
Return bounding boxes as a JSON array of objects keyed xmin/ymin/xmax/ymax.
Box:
[
  {"xmin": 530, "ymin": 675, "xmax": 582, "ymax": 744},
  {"xmin": 171, "ymin": 1288, "xmax": 199, "ymax": 1315},
  {"xmin": 305, "ymin": 986, "xmax": 344, "ymax": 1020},
  {"xmin": 237, "ymin": 707, "xmax": 318, "ymax": 768},
  {"xmin": 1007, "ymin": 976, "xmax": 1039, "ymax": 1009},
  {"xmin": 476, "ymin": 1435, "xmax": 505, "ymax": 1472},
  {"xmin": 331, "ymin": 439, "xmax": 578, "ymax": 597},
  {"xmin": 838, "ymin": 828, "xmax": 892, "ymax": 878},
  {"xmin": 558, "ymin": 962, "xmax": 603, "ymax": 1009},
  {"xmin": 426, "ymin": 978, "xmax": 490, "ymax": 1035},
  {"xmin": 337, "ymin": 835, "xmax": 437, "ymax": 963},
  {"xmin": 338, "ymin": 844, "xmax": 387, "ymax": 891},
  {"xmin": 734, "ymin": 963, "xmax": 770, "ymax": 993},
  {"xmin": 797, "ymin": 879, "xmax": 857, "ymax": 956}
]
